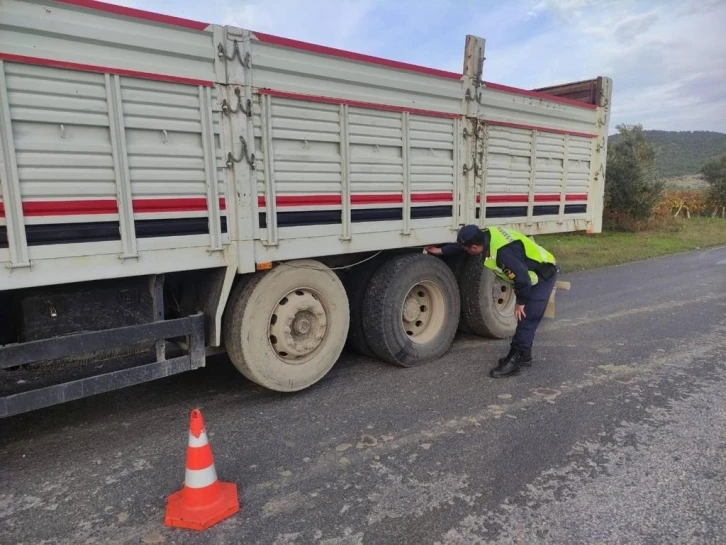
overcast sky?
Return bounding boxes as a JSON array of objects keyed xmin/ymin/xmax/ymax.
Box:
[{"xmin": 116, "ymin": 0, "xmax": 726, "ymax": 133}]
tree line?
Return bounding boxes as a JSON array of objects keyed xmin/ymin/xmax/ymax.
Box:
[
  {"xmin": 608, "ymin": 129, "xmax": 726, "ymax": 178},
  {"xmin": 605, "ymin": 125, "xmax": 726, "ymax": 229}
]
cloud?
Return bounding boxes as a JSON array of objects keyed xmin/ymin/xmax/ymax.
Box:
[
  {"xmin": 612, "ymin": 11, "xmax": 659, "ymax": 43},
  {"xmin": 219, "ymin": 0, "xmax": 383, "ymax": 50}
]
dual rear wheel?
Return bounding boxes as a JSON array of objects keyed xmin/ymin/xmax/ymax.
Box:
[{"xmin": 223, "ymin": 252, "xmax": 517, "ymax": 392}]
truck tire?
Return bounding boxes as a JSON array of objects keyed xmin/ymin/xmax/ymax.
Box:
[
  {"xmin": 444, "ymin": 253, "xmax": 473, "ymax": 334},
  {"xmin": 458, "ymin": 255, "xmax": 517, "ymax": 339},
  {"xmin": 223, "ymin": 260, "xmax": 349, "ymax": 391},
  {"xmin": 343, "ymin": 255, "xmax": 385, "ymax": 357},
  {"xmin": 362, "ymin": 253, "xmax": 460, "ymax": 367}
]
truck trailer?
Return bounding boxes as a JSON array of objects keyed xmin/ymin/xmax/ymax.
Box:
[{"xmin": 0, "ymin": 0, "xmax": 612, "ymax": 417}]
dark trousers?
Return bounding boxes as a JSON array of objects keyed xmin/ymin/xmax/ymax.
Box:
[{"xmin": 510, "ymin": 273, "xmax": 557, "ymax": 353}]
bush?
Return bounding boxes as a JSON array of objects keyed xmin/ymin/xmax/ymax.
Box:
[
  {"xmin": 701, "ymin": 154, "xmax": 726, "ymax": 209},
  {"xmin": 605, "ymin": 124, "xmax": 665, "ymax": 229},
  {"xmin": 653, "ymin": 189, "xmax": 709, "ymax": 218}
]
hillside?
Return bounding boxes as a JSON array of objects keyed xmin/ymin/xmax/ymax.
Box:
[{"xmin": 608, "ymin": 130, "xmax": 726, "ymax": 178}]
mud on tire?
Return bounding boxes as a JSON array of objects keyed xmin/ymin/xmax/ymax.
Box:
[
  {"xmin": 458, "ymin": 255, "xmax": 517, "ymax": 339},
  {"xmin": 362, "ymin": 253, "xmax": 460, "ymax": 367},
  {"xmin": 343, "ymin": 255, "xmax": 386, "ymax": 357},
  {"xmin": 223, "ymin": 260, "xmax": 349, "ymax": 391}
]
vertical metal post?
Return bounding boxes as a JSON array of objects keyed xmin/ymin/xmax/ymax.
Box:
[
  {"xmin": 588, "ymin": 76, "xmax": 612, "ymax": 234},
  {"xmin": 451, "ymin": 118, "xmax": 461, "ymax": 229},
  {"xmin": 558, "ymin": 134, "xmax": 569, "ymax": 225},
  {"xmin": 462, "ymin": 35, "xmax": 486, "ymax": 226},
  {"xmin": 478, "ymin": 123, "xmax": 489, "ymax": 227},
  {"xmin": 0, "ymin": 61, "xmax": 30, "ymax": 268},
  {"xmin": 527, "ymin": 129, "xmax": 538, "ymax": 227},
  {"xmin": 150, "ymin": 274, "xmax": 166, "ymax": 362},
  {"xmin": 261, "ymin": 94, "xmax": 278, "ymax": 246},
  {"xmin": 339, "ymin": 104, "xmax": 351, "ymax": 240},
  {"xmin": 401, "ymin": 112, "xmax": 411, "ymax": 235},
  {"xmin": 462, "ymin": 119, "xmax": 478, "ymax": 226},
  {"xmin": 106, "ymin": 74, "xmax": 138, "ymax": 259},
  {"xmin": 200, "ymin": 86, "xmax": 223, "ymax": 251}
]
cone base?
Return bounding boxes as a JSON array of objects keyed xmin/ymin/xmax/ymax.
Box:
[{"xmin": 164, "ymin": 481, "xmax": 240, "ymax": 531}]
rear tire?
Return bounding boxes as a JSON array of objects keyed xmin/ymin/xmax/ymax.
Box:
[
  {"xmin": 458, "ymin": 255, "xmax": 517, "ymax": 339},
  {"xmin": 223, "ymin": 260, "xmax": 349, "ymax": 391},
  {"xmin": 444, "ymin": 253, "xmax": 473, "ymax": 334},
  {"xmin": 343, "ymin": 255, "xmax": 386, "ymax": 357},
  {"xmin": 362, "ymin": 253, "xmax": 460, "ymax": 367}
]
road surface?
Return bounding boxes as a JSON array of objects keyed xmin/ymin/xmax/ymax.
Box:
[{"xmin": 2, "ymin": 246, "xmax": 726, "ymax": 545}]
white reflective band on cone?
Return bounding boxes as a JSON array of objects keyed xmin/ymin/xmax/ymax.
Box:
[
  {"xmin": 184, "ymin": 464, "xmax": 219, "ymax": 489},
  {"xmin": 188, "ymin": 430, "xmax": 209, "ymax": 448}
]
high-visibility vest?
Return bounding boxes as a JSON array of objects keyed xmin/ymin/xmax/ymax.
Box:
[{"xmin": 483, "ymin": 227, "xmax": 556, "ymax": 286}]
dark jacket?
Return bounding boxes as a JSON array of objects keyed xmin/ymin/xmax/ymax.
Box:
[{"xmin": 440, "ymin": 241, "xmax": 556, "ymax": 304}]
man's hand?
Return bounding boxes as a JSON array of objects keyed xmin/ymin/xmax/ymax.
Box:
[
  {"xmin": 515, "ymin": 304, "xmax": 527, "ymax": 322},
  {"xmin": 425, "ymin": 246, "xmax": 443, "ymax": 256}
]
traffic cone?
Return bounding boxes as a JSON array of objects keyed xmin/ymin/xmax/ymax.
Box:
[{"xmin": 164, "ymin": 409, "xmax": 240, "ymax": 530}]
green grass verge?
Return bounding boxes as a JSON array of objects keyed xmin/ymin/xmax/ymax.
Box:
[{"xmin": 536, "ymin": 218, "xmax": 726, "ymax": 272}]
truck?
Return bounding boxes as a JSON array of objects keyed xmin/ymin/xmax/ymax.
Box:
[{"xmin": 0, "ymin": 0, "xmax": 612, "ymax": 418}]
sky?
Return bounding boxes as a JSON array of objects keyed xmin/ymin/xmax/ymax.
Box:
[{"xmin": 113, "ymin": 0, "xmax": 726, "ymax": 133}]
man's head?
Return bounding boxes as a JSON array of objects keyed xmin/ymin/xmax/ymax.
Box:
[{"xmin": 456, "ymin": 225, "xmax": 490, "ymax": 256}]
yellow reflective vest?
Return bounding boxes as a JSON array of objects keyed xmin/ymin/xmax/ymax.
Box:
[{"xmin": 483, "ymin": 227, "xmax": 556, "ymax": 286}]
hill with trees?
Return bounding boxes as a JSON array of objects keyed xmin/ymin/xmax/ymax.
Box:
[{"xmin": 608, "ymin": 130, "xmax": 726, "ymax": 179}]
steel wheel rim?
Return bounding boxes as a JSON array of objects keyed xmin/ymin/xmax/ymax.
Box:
[
  {"xmin": 401, "ymin": 281, "xmax": 446, "ymax": 344},
  {"xmin": 269, "ymin": 288, "xmax": 329, "ymax": 364},
  {"xmin": 491, "ymin": 277, "xmax": 515, "ymax": 318}
]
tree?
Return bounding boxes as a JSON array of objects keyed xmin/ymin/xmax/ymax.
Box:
[
  {"xmin": 605, "ymin": 124, "xmax": 664, "ymax": 225},
  {"xmin": 701, "ymin": 154, "xmax": 726, "ymax": 209}
]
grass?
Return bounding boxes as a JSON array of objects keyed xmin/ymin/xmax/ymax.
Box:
[{"xmin": 536, "ymin": 218, "xmax": 726, "ymax": 272}]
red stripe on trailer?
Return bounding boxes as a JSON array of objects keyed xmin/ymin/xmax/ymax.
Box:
[
  {"xmin": 0, "ymin": 53, "xmax": 214, "ymax": 87},
  {"xmin": 258, "ymin": 89, "xmax": 461, "ymax": 119},
  {"xmin": 253, "ymin": 32, "xmax": 462, "ymax": 80},
  {"xmin": 534, "ymin": 194, "xmax": 560, "ymax": 203},
  {"xmin": 134, "ymin": 198, "xmax": 211, "ymax": 213},
  {"xmin": 566, "ymin": 193, "xmax": 588, "ymax": 201},
  {"xmin": 478, "ymin": 194, "xmax": 589, "ymax": 204},
  {"xmin": 483, "ymin": 81, "xmax": 598, "ymax": 111},
  {"xmin": 132, "ymin": 197, "xmax": 228, "ymax": 213},
  {"xmin": 52, "ymin": 0, "xmax": 210, "ymax": 31},
  {"xmin": 23, "ymin": 200, "xmax": 118, "ymax": 216},
  {"xmin": 3, "ymin": 198, "xmax": 226, "ymax": 217},
  {"xmin": 352, "ymin": 194, "xmax": 402, "ymax": 205},
  {"xmin": 411, "ymin": 192, "xmax": 454, "ymax": 203},
  {"xmin": 483, "ymin": 119, "xmax": 597, "ymax": 138},
  {"xmin": 486, "ymin": 195, "xmax": 529, "ymax": 204}
]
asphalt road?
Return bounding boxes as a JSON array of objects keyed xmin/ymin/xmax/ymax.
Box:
[{"xmin": 2, "ymin": 246, "xmax": 726, "ymax": 545}]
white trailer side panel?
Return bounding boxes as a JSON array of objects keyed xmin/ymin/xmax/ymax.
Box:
[
  {"xmin": 0, "ymin": 0, "xmax": 215, "ymax": 84},
  {"xmin": 475, "ymin": 83, "xmax": 604, "ymax": 234},
  {"xmin": 0, "ymin": 0, "xmax": 610, "ymax": 290},
  {"xmin": 0, "ymin": 0, "xmax": 232, "ymax": 290}
]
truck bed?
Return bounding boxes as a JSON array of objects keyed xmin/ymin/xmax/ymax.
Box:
[{"xmin": 0, "ymin": 0, "xmax": 611, "ymax": 292}]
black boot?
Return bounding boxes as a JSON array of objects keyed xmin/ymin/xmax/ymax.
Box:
[
  {"xmin": 498, "ymin": 347, "xmax": 517, "ymax": 365},
  {"xmin": 490, "ymin": 350, "xmax": 522, "ymax": 378},
  {"xmin": 517, "ymin": 349, "xmax": 533, "ymax": 368}
]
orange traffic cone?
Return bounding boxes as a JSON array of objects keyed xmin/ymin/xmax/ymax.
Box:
[{"xmin": 164, "ymin": 409, "xmax": 240, "ymax": 530}]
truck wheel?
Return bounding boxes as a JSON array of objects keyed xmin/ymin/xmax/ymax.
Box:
[
  {"xmin": 343, "ymin": 255, "xmax": 385, "ymax": 357},
  {"xmin": 223, "ymin": 260, "xmax": 349, "ymax": 391},
  {"xmin": 458, "ymin": 255, "xmax": 517, "ymax": 339},
  {"xmin": 362, "ymin": 253, "xmax": 460, "ymax": 367},
  {"xmin": 444, "ymin": 253, "xmax": 473, "ymax": 334}
]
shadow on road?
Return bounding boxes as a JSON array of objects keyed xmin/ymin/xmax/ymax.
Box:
[{"xmin": 0, "ymin": 346, "xmax": 402, "ymax": 442}]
